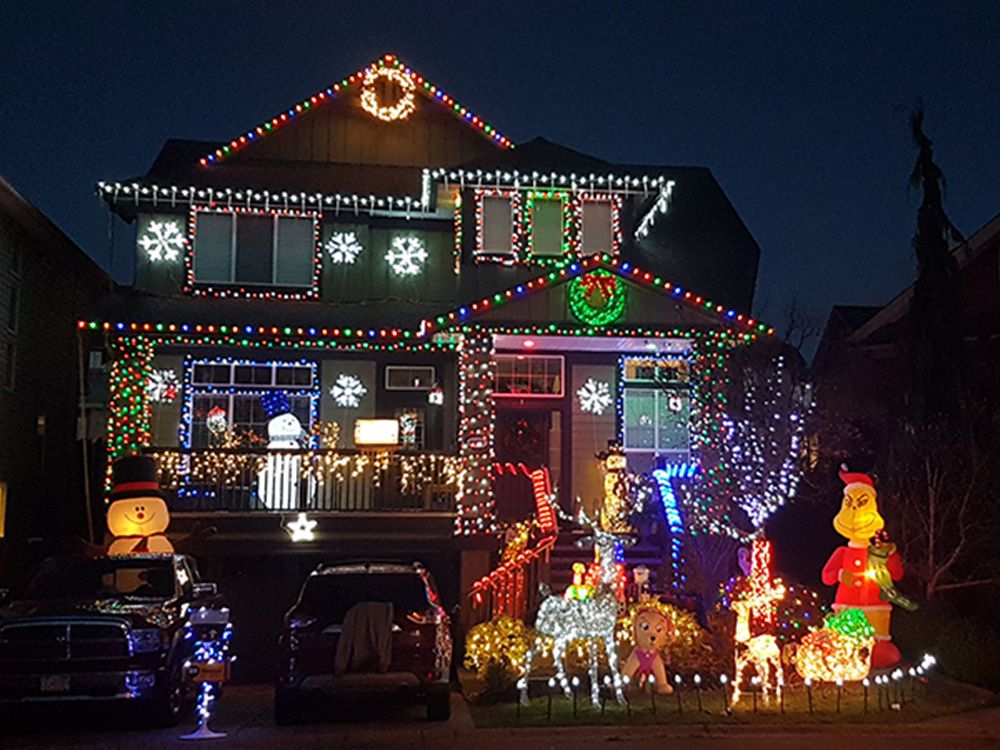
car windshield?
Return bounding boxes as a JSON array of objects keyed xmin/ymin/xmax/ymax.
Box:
[
  {"xmin": 24, "ymin": 557, "xmax": 177, "ymax": 601},
  {"xmin": 299, "ymin": 572, "xmax": 431, "ymax": 624}
]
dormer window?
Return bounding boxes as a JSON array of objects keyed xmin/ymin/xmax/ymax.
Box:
[{"xmin": 188, "ymin": 207, "xmax": 319, "ymax": 299}]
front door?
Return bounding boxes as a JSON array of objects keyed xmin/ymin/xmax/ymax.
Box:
[{"xmin": 493, "ymin": 410, "xmax": 551, "ymax": 523}]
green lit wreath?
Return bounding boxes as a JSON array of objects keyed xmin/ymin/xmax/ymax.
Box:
[{"xmin": 568, "ymin": 269, "xmax": 626, "ymax": 326}]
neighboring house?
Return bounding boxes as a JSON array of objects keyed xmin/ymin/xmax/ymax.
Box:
[
  {"xmin": 86, "ymin": 54, "xmax": 768, "ymax": 670},
  {"xmin": 0, "ymin": 176, "xmax": 111, "ymax": 557},
  {"xmin": 813, "ymin": 210, "xmax": 1000, "ymax": 455}
]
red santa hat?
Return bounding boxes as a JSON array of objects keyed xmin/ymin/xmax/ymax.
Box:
[{"xmin": 839, "ymin": 465, "xmax": 875, "ymax": 494}]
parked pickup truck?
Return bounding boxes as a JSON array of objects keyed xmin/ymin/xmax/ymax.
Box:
[{"xmin": 0, "ymin": 553, "xmax": 220, "ymax": 725}]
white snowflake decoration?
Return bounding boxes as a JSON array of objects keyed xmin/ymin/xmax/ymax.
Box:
[
  {"xmin": 138, "ymin": 219, "xmax": 185, "ymax": 262},
  {"xmin": 145, "ymin": 369, "xmax": 179, "ymax": 403},
  {"xmin": 577, "ymin": 378, "xmax": 612, "ymax": 415},
  {"xmin": 385, "ymin": 236, "xmax": 427, "ymax": 276},
  {"xmin": 330, "ymin": 373, "xmax": 367, "ymax": 408},
  {"xmin": 326, "ymin": 231, "xmax": 363, "ymax": 264}
]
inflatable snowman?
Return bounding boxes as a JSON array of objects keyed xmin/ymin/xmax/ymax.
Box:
[
  {"xmin": 106, "ymin": 455, "xmax": 174, "ymax": 554},
  {"xmin": 256, "ymin": 391, "xmax": 306, "ymax": 510}
]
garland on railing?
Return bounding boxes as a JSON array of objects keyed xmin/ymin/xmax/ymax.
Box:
[{"xmin": 147, "ymin": 449, "xmax": 460, "ymax": 496}]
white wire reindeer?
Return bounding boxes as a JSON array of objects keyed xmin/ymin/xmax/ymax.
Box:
[{"xmin": 519, "ymin": 510, "xmax": 628, "ymax": 708}]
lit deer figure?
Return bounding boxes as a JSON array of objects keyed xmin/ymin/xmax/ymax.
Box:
[
  {"xmin": 519, "ymin": 511, "xmax": 627, "ymax": 708},
  {"xmin": 730, "ymin": 585, "xmax": 785, "ymax": 706}
]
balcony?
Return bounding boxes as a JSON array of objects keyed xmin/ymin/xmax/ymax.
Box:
[{"xmin": 144, "ymin": 448, "xmax": 459, "ymax": 514}]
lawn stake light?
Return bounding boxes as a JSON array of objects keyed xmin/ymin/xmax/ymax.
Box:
[
  {"xmin": 694, "ymin": 673, "xmax": 703, "ymax": 712},
  {"xmin": 863, "ymin": 677, "xmax": 870, "ymax": 713},
  {"xmin": 674, "ymin": 674, "xmax": 682, "ymax": 713}
]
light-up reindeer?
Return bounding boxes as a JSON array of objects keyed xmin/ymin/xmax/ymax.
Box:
[
  {"xmin": 730, "ymin": 585, "xmax": 785, "ymax": 706},
  {"xmin": 519, "ymin": 511, "xmax": 627, "ymax": 708}
]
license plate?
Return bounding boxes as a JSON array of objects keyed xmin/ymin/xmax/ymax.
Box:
[{"xmin": 40, "ymin": 674, "xmax": 71, "ymax": 693}]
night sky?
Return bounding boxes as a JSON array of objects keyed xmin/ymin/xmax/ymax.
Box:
[{"xmin": 2, "ymin": 3, "xmax": 998, "ymax": 343}]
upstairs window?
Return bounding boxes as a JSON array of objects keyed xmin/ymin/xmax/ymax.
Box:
[
  {"xmin": 579, "ymin": 195, "xmax": 622, "ymax": 255},
  {"xmin": 189, "ymin": 208, "xmax": 318, "ymax": 298},
  {"xmin": 474, "ymin": 189, "xmax": 521, "ymax": 261},
  {"xmin": 528, "ymin": 197, "xmax": 566, "ymax": 258}
]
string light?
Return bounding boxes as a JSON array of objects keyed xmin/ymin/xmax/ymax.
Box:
[
  {"xmin": 792, "ymin": 608, "xmax": 876, "ymax": 684},
  {"xmin": 185, "ymin": 206, "xmax": 322, "ymax": 300},
  {"xmin": 180, "ymin": 607, "xmax": 234, "ymax": 741},
  {"xmin": 421, "ymin": 254, "xmax": 773, "ymax": 337},
  {"xmin": 473, "ymin": 188, "xmax": 522, "ymax": 262},
  {"xmin": 199, "ymin": 53, "xmax": 513, "ymax": 166},
  {"xmin": 455, "ymin": 330, "xmax": 496, "ymax": 534},
  {"xmin": 105, "ymin": 338, "xmax": 155, "ymax": 493}
]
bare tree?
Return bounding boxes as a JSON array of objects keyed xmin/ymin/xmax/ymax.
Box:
[{"xmin": 878, "ymin": 405, "xmax": 1000, "ymax": 599}]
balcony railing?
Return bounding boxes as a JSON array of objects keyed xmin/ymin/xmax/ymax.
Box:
[{"xmin": 144, "ymin": 448, "xmax": 460, "ymax": 513}]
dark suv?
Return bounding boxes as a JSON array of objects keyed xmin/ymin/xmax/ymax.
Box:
[
  {"xmin": 0, "ymin": 553, "xmax": 219, "ymax": 725},
  {"xmin": 275, "ymin": 561, "xmax": 452, "ymax": 723}
]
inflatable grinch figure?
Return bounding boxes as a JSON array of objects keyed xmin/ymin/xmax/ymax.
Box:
[{"xmin": 821, "ymin": 468, "xmax": 904, "ymax": 669}]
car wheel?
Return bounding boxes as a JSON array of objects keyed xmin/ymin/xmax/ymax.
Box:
[
  {"xmin": 426, "ymin": 687, "xmax": 450, "ymax": 721},
  {"xmin": 274, "ymin": 687, "xmax": 303, "ymax": 725},
  {"xmin": 147, "ymin": 683, "xmax": 184, "ymax": 728}
]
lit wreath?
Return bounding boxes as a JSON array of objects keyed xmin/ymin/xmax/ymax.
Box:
[
  {"xmin": 360, "ymin": 66, "xmax": 416, "ymax": 122},
  {"xmin": 568, "ymin": 269, "xmax": 626, "ymax": 326}
]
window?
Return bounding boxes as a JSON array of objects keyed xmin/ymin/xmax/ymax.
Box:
[
  {"xmin": 494, "ymin": 354, "xmax": 564, "ymax": 397},
  {"xmin": 385, "ymin": 366, "xmax": 436, "ymax": 390},
  {"xmin": 529, "ymin": 198, "xmax": 565, "ymax": 257},
  {"xmin": 581, "ymin": 200, "xmax": 614, "ymax": 254},
  {"xmin": 481, "ymin": 197, "xmax": 515, "ymax": 256},
  {"xmin": 191, "ymin": 209, "xmax": 316, "ymax": 290},
  {"xmin": 474, "ymin": 189, "xmax": 521, "ymax": 260},
  {"xmin": 185, "ymin": 360, "xmax": 318, "ymax": 448},
  {"xmin": 620, "ymin": 357, "xmax": 690, "ymax": 459}
]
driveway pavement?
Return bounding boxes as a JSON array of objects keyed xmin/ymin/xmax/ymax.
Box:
[{"xmin": 3, "ymin": 685, "xmax": 1000, "ymax": 749}]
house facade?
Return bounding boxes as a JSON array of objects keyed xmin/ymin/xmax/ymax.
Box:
[{"xmin": 86, "ymin": 54, "xmax": 767, "ymax": 672}]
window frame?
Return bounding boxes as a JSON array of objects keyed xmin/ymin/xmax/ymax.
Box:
[
  {"xmin": 186, "ymin": 207, "xmax": 320, "ymax": 299},
  {"xmin": 384, "ymin": 365, "xmax": 436, "ymax": 391},
  {"xmin": 493, "ymin": 354, "xmax": 565, "ymax": 398},
  {"xmin": 473, "ymin": 188, "xmax": 522, "ymax": 262},
  {"xmin": 181, "ymin": 357, "xmax": 320, "ymax": 449},
  {"xmin": 577, "ymin": 193, "xmax": 623, "ymax": 256},
  {"xmin": 618, "ymin": 356, "xmax": 691, "ymax": 459},
  {"xmin": 523, "ymin": 190, "xmax": 574, "ymax": 261}
]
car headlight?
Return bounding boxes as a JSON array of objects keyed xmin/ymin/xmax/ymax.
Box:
[{"xmin": 128, "ymin": 628, "xmax": 164, "ymax": 654}]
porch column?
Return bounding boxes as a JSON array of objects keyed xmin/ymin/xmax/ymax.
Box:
[
  {"xmin": 105, "ymin": 336, "xmax": 155, "ymax": 491},
  {"xmin": 455, "ymin": 330, "xmax": 496, "ymax": 535}
]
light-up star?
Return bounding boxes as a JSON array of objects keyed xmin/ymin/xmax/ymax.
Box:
[{"xmin": 284, "ymin": 513, "xmax": 317, "ymax": 542}]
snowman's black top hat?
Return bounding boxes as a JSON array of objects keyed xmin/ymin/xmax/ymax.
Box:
[{"xmin": 109, "ymin": 455, "xmax": 166, "ymax": 501}]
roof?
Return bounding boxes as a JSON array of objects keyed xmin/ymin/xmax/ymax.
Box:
[
  {"xmin": 846, "ymin": 211, "xmax": 1000, "ymax": 345},
  {"xmin": 82, "ymin": 253, "xmax": 772, "ymax": 345},
  {"xmin": 0, "ymin": 175, "xmax": 110, "ymax": 282},
  {"xmin": 200, "ymin": 53, "xmax": 513, "ymax": 167}
]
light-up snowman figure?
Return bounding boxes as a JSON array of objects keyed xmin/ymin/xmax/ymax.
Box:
[{"xmin": 256, "ymin": 391, "xmax": 306, "ymax": 510}]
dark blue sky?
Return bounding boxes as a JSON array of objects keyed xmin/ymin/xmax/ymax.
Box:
[{"xmin": 2, "ymin": 2, "xmax": 998, "ymax": 336}]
